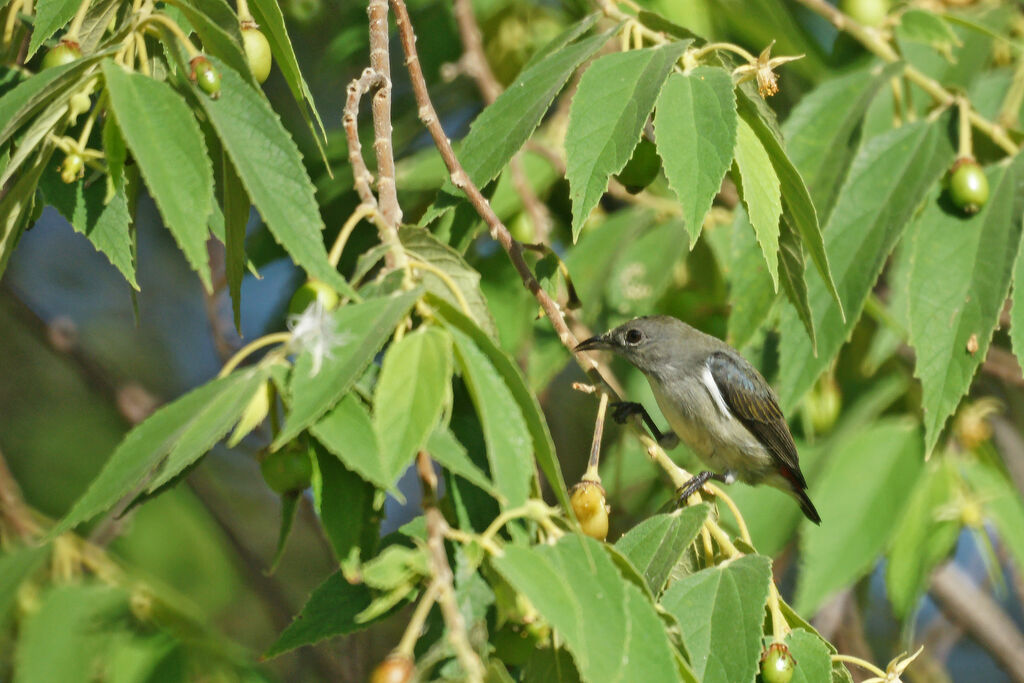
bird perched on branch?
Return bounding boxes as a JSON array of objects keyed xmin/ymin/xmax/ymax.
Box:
[{"xmin": 576, "ymin": 315, "xmax": 820, "ymax": 524}]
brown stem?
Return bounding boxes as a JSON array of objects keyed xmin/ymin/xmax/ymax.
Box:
[
  {"xmin": 343, "ymin": 68, "xmax": 385, "ymax": 210},
  {"xmin": 415, "ymin": 452, "xmax": 485, "ymax": 681},
  {"xmin": 929, "ymin": 562, "xmax": 1024, "ymax": 682},
  {"xmin": 367, "ymin": 0, "xmax": 402, "ymax": 228}
]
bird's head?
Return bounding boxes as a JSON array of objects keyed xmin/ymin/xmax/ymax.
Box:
[{"xmin": 575, "ymin": 316, "xmax": 703, "ymax": 376}]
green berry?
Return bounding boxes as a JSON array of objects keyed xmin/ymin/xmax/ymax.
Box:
[
  {"xmin": 288, "ymin": 279, "xmax": 339, "ymax": 316},
  {"xmin": 260, "ymin": 443, "xmax": 313, "ymax": 494},
  {"xmin": 190, "ymin": 56, "xmax": 221, "ymax": 98},
  {"xmin": 60, "ymin": 153, "xmax": 84, "ymax": 183},
  {"xmin": 840, "ymin": 0, "xmax": 889, "ymax": 27},
  {"xmin": 241, "ymin": 24, "xmax": 272, "ymax": 84},
  {"xmin": 41, "ymin": 40, "xmax": 82, "ymax": 70},
  {"xmin": 760, "ymin": 643, "xmax": 796, "ymax": 683},
  {"xmin": 949, "ymin": 158, "xmax": 989, "ymax": 214},
  {"xmin": 616, "ymin": 137, "xmax": 660, "ymax": 193}
]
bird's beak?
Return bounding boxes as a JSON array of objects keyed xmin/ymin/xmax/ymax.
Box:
[{"xmin": 575, "ymin": 335, "xmax": 612, "ymax": 352}]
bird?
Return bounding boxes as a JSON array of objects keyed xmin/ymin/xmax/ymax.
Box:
[{"xmin": 575, "ymin": 315, "xmax": 820, "ymax": 524}]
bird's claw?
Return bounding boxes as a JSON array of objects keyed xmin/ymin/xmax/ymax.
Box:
[{"xmin": 610, "ymin": 401, "xmax": 644, "ymax": 425}]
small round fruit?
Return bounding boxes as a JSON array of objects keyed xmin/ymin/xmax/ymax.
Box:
[
  {"xmin": 807, "ymin": 376, "xmax": 841, "ymax": 434},
  {"xmin": 60, "ymin": 153, "xmax": 84, "ymax": 183},
  {"xmin": 616, "ymin": 137, "xmax": 660, "ymax": 193},
  {"xmin": 370, "ymin": 654, "xmax": 414, "ymax": 683},
  {"xmin": 570, "ymin": 481, "xmax": 609, "ymax": 541},
  {"xmin": 42, "ymin": 40, "xmax": 82, "ymax": 70},
  {"xmin": 241, "ymin": 24, "xmax": 272, "ymax": 84},
  {"xmin": 949, "ymin": 159, "xmax": 989, "ymax": 214},
  {"xmin": 190, "ymin": 56, "xmax": 221, "ymax": 98},
  {"xmin": 260, "ymin": 444, "xmax": 312, "ymax": 494},
  {"xmin": 760, "ymin": 643, "xmax": 796, "ymax": 683},
  {"xmin": 840, "ymin": 0, "xmax": 888, "ymax": 27},
  {"xmin": 288, "ymin": 279, "xmax": 339, "ymax": 316}
]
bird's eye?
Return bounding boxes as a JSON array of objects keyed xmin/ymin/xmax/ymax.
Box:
[{"xmin": 624, "ymin": 328, "xmax": 643, "ymax": 345}]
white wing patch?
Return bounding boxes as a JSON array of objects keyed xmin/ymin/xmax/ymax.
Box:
[{"xmin": 701, "ymin": 364, "xmax": 733, "ymax": 419}]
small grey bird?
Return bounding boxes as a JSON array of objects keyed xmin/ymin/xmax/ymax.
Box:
[{"xmin": 576, "ymin": 315, "xmax": 820, "ymax": 524}]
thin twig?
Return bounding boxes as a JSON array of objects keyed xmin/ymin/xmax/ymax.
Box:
[
  {"xmin": 415, "ymin": 452, "xmax": 485, "ymax": 682},
  {"xmin": 367, "ymin": 0, "xmax": 402, "ymax": 228},
  {"xmin": 343, "ymin": 69, "xmax": 385, "ymax": 209}
]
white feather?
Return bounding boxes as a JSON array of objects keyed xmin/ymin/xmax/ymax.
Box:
[{"xmin": 701, "ymin": 364, "xmax": 732, "ymax": 419}]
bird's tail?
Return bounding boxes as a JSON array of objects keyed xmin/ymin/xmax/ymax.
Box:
[{"xmin": 791, "ymin": 486, "xmax": 821, "ymax": 525}]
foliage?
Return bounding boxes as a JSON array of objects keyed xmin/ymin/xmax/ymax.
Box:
[{"xmin": 2, "ymin": 0, "xmax": 1024, "ymax": 681}]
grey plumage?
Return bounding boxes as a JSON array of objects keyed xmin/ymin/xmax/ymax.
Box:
[{"xmin": 576, "ymin": 315, "xmax": 820, "ymax": 524}]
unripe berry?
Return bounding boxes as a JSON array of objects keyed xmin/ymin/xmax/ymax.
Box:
[
  {"xmin": 241, "ymin": 23, "xmax": 272, "ymax": 84},
  {"xmin": 760, "ymin": 643, "xmax": 796, "ymax": 683},
  {"xmin": 60, "ymin": 153, "xmax": 85, "ymax": 183},
  {"xmin": 949, "ymin": 158, "xmax": 989, "ymax": 214},
  {"xmin": 190, "ymin": 56, "xmax": 221, "ymax": 98},
  {"xmin": 41, "ymin": 40, "xmax": 82, "ymax": 70},
  {"xmin": 570, "ymin": 481, "xmax": 609, "ymax": 541},
  {"xmin": 370, "ymin": 653, "xmax": 414, "ymax": 683}
]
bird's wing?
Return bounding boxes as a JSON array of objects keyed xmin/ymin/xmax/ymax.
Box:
[{"xmin": 705, "ymin": 351, "xmax": 806, "ymax": 488}]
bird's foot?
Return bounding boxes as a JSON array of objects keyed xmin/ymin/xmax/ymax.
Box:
[
  {"xmin": 675, "ymin": 471, "xmax": 729, "ymax": 507},
  {"xmin": 610, "ymin": 401, "xmax": 644, "ymax": 425}
]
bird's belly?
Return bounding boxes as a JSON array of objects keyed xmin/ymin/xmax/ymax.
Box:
[{"xmin": 650, "ymin": 378, "xmax": 774, "ymax": 481}]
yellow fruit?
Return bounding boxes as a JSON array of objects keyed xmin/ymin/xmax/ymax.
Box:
[{"xmin": 570, "ymin": 481, "xmax": 609, "ymax": 541}]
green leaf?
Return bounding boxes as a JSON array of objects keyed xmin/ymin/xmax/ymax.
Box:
[
  {"xmin": 782, "ymin": 63, "xmax": 903, "ymax": 223},
  {"xmin": 777, "ymin": 214, "xmax": 814, "ymax": 348},
  {"xmin": 655, "ymin": 66, "xmax": 736, "ymax": 247},
  {"xmin": 399, "ymin": 226, "xmax": 497, "ymax": 337},
  {"xmin": 0, "ymin": 142, "xmax": 55, "ymax": 279},
  {"xmin": 737, "ymin": 92, "xmax": 841, "ymax": 319},
  {"xmin": 27, "ymin": 0, "xmax": 78, "ymax": 58},
  {"xmin": 898, "ymin": 9, "xmax": 961, "ymax": 53},
  {"xmin": 961, "ymin": 459, "xmax": 1024, "ymax": 576},
  {"xmin": 606, "ymin": 219, "xmax": 689, "ymax": 313},
  {"xmin": 614, "ymin": 505, "xmax": 709, "ymax": 595},
  {"xmin": 777, "ymin": 115, "xmax": 956, "ymax": 411},
  {"xmin": 314, "ymin": 441, "xmax": 379, "ymax": 566},
  {"xmin": 192, "ymin": 57, "xmax": 353, "ymax": 298},
  {"xmin": 726, "ymin": 205, "xmax": 777, "ymax": 350},
  {"xmin": 0, "ymin": 56, "xmax": 104, "ymax": 148},
  {"xmin": 431, "ymin": 295, "xmax": 569, "ymax": 511},
  {"xmin": 911, "ymin": 158, "xmax": 1024, "ymax": 454},
  {"xmin": 222, "ymin": 153, "xmax": 248, "ymax": 331},
  {"xmin": 276, "ymin": 291, "xmax": 420, "ymax": 447},
  {"xmin": 264, "ymin": 571, "xmax": 377, "ymax": 657},
  {"xmin": 733, "ymin": 117, "xmax": 781, "ymax": 289},
  {"xmin": 449, "ymin": 325, "xmax": 534, "ymax": 508},
  {"xmin": 312, "ymin": 393, "xmax": 398, "ymax": 495},
  {"xmin": 567, "ymin": 41, "xmax": 691, "ymax": 240},
  {"xmin": 0, "ymin": 544, "xmax": 49, "ymax": 628},
  {"xmin": 248, "ymin": 0, "xmax": 329, "ymax": 152},
  {"xmin": 660, "ymin": 554, "xmax": 772, "ymax": 683},
  {"xmin": 15, "ymin": 584, "xmax": 128, "ymax": 683},
  {"xmin": 268, "ymin": 491, "xmax": 300, "ymax": 573},
  {"xmin": 786, "ymin": 628, "xmax": 835, "ymax": 683},
  {"xmin": 427, "ymin": 428, "xmax": 502, "ymax": 501},
  {"xmin": 374, "ymin": 326, "xmax": 453, "ymax": 487},
  {"xmin": 795, "ymin": 420, "xmax": 924, "ymax": 614},
  {"xmin": 885, "ymin": 458, "xmax": 960, "ymax": 618},
  {"xmin": 423, "ymin": 28, "xmax": 612, "ymax": 224},
  {"xmin": 102, "ymin": 61, "xmax": 213, "ymax": 290},
  {"xmin": 492, "ymin": 535, "xmax": 680, "ymax": 682},
  {"xmin": 39, "ymin": 166, "xmax": 137, "ymax": 289},
  {"xmin": 50, "ymin": 368, "xmax": 267, "ymax": 538}
]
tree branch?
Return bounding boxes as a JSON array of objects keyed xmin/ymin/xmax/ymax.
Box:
[
  {"xmin": 415, "ymin": 451, "xmax": 485, "ymax": 681},
  {"xmin": 929, "ymin": 562, "xmax": 1024, "ymax": 683}
]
